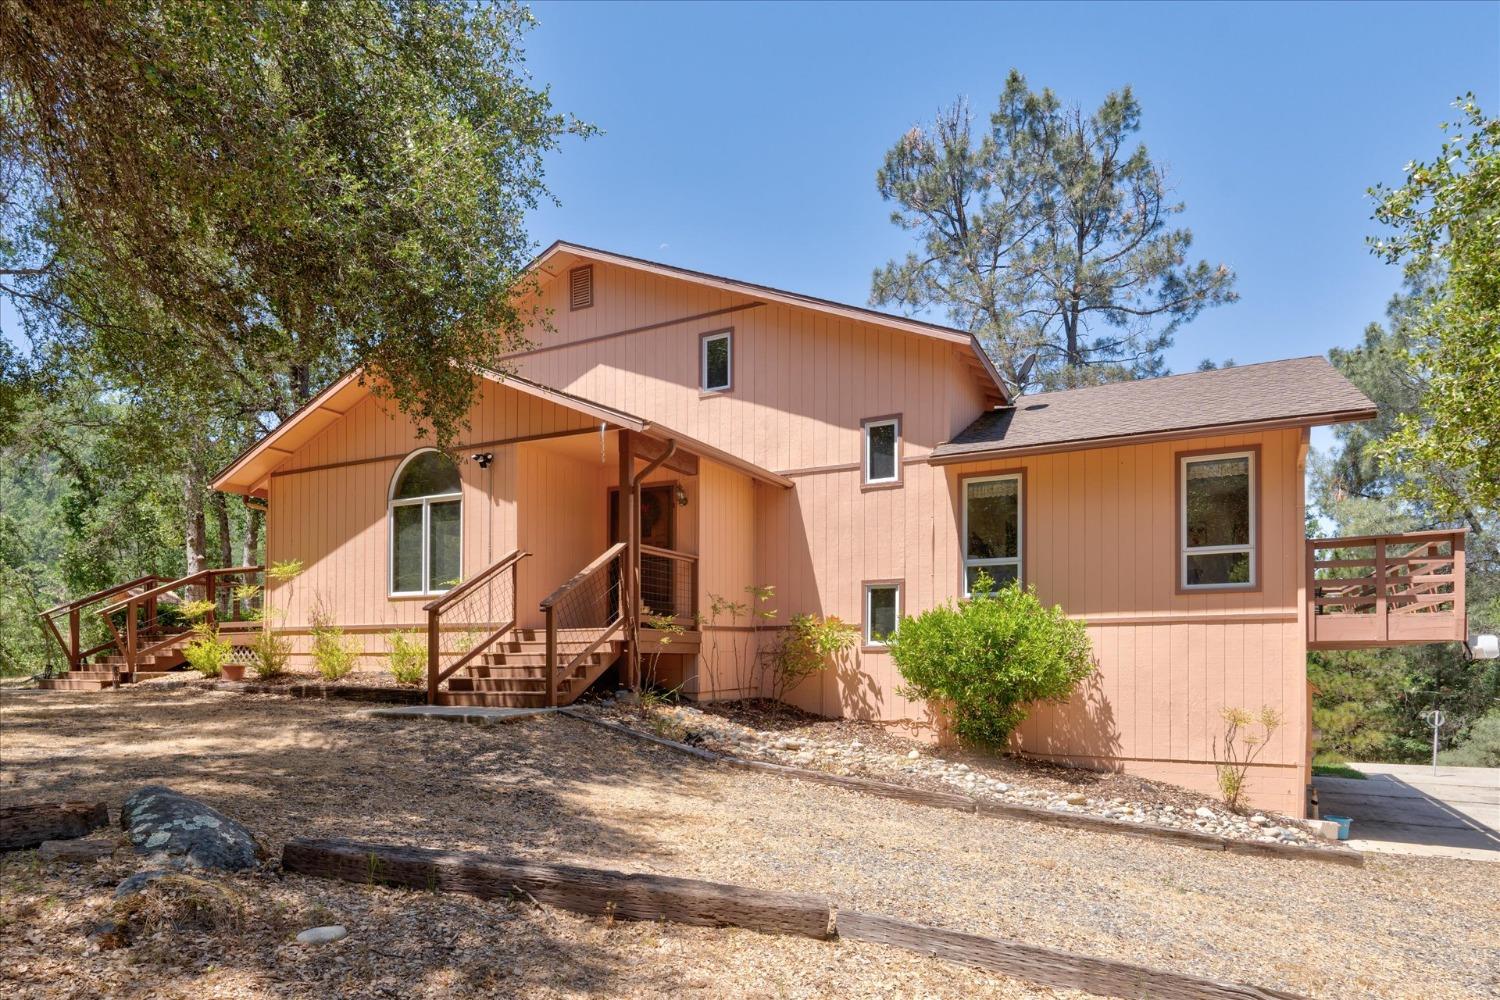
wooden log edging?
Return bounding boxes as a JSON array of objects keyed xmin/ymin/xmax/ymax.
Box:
[
  {"xmin": 281, "ymin": 837, "xmax": 833, "ymax": 939},
  {"xmin": 0, "ymin": 801, "xmax": 110, "ymax": 852},
  {"xmin": 281, "ymin": 837, "xmax": 1308, "ymax": 1000},
  {"xmin": 560, "ymin": 710, "xmax": 1363, "ymax": 868},
  {"xmin": 836, "ymin": 910, "xmax": 1306, "ymax": 1000}
]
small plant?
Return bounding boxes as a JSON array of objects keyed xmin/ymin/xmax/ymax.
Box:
[
  {"xmin": 701, "ymin": 585, "xmax": 776, "ymax": 697},
  {"xmin": 249, "ymin": 628, "xmax": 292, "ymax": 680},
  {"xmin": 178, "ymin": 600, "xmax": 232, "ymax": 678},
  {"xmin": 309, "ymin": 596, "xmax": 359, "ymax": 682},
  {"xmin": 1214, "ymin": 705, "xmax": 1283, "ymax": 810},
  {"xmin": 387, "ymin": 630, "xmax": 426, "ymax": 687},
  {"xmin": 887, "ymin": 572, "xmax": 1094, "ymax": 747},
  {"xmin": 763, "ymin": 613, "xmax": 859, "ymax": 704}
]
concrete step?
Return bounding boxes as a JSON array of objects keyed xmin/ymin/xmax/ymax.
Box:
[{"xmin": 436, "ymin": 691, "xmax": 549, "ymax": 709}]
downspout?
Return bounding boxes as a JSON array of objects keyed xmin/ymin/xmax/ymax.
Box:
[{"xmin": 627, "ymin": 437, "xmax": 678, "ymax": 689}]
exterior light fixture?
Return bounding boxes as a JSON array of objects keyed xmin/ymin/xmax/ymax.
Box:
[{"xmin": 472, "ymin": 452, "xmax": 494, "ymax": 469}]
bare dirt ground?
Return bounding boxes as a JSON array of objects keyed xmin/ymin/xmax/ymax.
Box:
[{"xmin": 3, "ymin": 686, "xmax": 1497, "ymax": 1000}]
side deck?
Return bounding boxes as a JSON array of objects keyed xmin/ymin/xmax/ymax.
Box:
[{"xmin": 1306, "ymin": 529, "xmax": 1467, "ymax": 650}]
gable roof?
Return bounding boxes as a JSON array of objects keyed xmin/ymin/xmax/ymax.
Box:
[
  {"xmin": 530, "ymin": 241, "xmax": 1009, "ymax": 407},
  {"xmin": 931, "ymin": 356, "xmax": 1377, "ymax": 463},
  {"xmin": 211, "ymin": 366, "xmax": 794, "ymax": 497}
]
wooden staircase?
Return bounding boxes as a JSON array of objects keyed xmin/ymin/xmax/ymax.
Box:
[
  {"xmin": 38, "ymin": 623, "xmax": 260, "ymax": 691},
  {"xmin": 438, "ymin": 627, "xmax": 624, "ymax": 708}
]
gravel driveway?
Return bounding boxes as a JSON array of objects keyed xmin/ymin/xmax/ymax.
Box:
[{"xmin": 3, "ymin": 685, "xmax": 1496, "ymax": 1000}]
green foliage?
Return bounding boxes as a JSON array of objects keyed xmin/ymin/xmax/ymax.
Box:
[
  {"xmin": 872, "ymin": 70, "xmax": 1235, "ymax": 393},
  {"xmin": 309, "ymin": 599, "xmax": 358, "ymax": 682},
  {"xmin": 1436, "ymin": 710, "xmax": 1500, "ymax": 768},
  {"xmin": 1213, "ymin": 706, "xmax": 1282, "ymax": 811},
  {"xmin": 1368, "ymin": 96, "xmax": 1499, "ymax": 516},
  {"xmin": 764, "ymin": 614, "xmax": 860, "ymax": 702},
  {"xmin": 180, "ymin": 603, "xmax": 232, "ymax": 679},
  {"xmin": 1, "ymin": 0, "xmax": 593, "ymax": 446},
  {"xmin": 887, "ymin": 574, "xmax": 1094, "ymax": 747},
  {"xmin": 248, "ymin": 629, "xmax": 292, "ymax": 681},
  {"xmin": 1312, "ymin": 763, "xmax": 1368, "ymax": 780},
  {"xmin": 386, "ymin": 631, "xmax": 426, "ymax": 687}
]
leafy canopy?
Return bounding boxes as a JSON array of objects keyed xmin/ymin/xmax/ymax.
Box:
[
  {"xmin": 1368, "ymin": 96, "xmax": 1499, "ymax": 516},
  {"xmin": 872, "ymin": 70, "xmax": 1236, "ymax": 393},
  {"xmin": 0, "ymin": 0, "xmax": 592, "ymax": 443}
]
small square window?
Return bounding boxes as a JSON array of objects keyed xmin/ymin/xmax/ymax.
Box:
[
  {"xmin": 865, "ymin": 583, "xmax": 901, "ymax": 645},
  {"xmin": 700, "ymin": 330, "xmax": 732, "ymax": 392},
  {"xmin": 863, "ymin": 416, "xmax": 900, "ymax": 485}
]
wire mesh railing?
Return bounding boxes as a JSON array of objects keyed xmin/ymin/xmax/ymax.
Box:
[
  {"xmin": 640, "ymin": 544, "xmax": 697, "ymax": 624},
  {"xmin": 424, "ymin": 550, "xmax": 528, "ymax": 702},
  {"xmin": 540, "ymin": 542, "xmax": 626, "ymax": 706}
]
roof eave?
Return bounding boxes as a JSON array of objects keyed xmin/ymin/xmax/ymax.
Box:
[{"xmin": 928, "ymin": 407, "xmax": 1379, "ymax": 465}]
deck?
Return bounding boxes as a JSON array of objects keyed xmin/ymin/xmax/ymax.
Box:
[{"xmin": 1306, "ymin": 529, "xmax": 1467, "ymax": 650}]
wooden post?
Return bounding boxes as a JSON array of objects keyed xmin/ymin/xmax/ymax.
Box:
[
  {"xmin": 1374, "ymin": 539, "xmax": 1388, "ymax": 644},
  {"xmin": 545, "ymin": 605, "xmax": 558, "ymax": 708},
  {"xmin": 426, "ymin": 607, "xmax": 440, "ymax": 705},
  {"xmin": 123, "ymin": 597, "xmax": 137, "ymax": 681},
  {"xmin": 618, "ymin": 431, "xmax": 639, "ymax": 690},
  {"xmin": 205, "ymin": 572, "xmax": 218, "ymax": 627},
  {"xmin": 1453, "ymin": 532, "xmax": 1466, "ymax": 634},
  {"xmin": 68, "ymin": 609, "xmax": 80, "ymax": 671}
]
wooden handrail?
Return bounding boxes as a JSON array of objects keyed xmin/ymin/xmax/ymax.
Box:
[
  {"xmin": 424, "ymin": 550, "xmax": 530, "ymax": 614},
  {"xmin": 540, "ymin": 542, "xmax": 627, "ymax": 610},
  {"xmin": 38, "ymin": 574, "xmax": 162, "ymax": 672},
  {"xmin": 40, "ymin": 575, "xmax": 158, "ymax": 617},
  {"xmin": 1307, "ymin": 527, "xmax": 1467, "ymax": 549},
  {"xmin": 426, "ymin": 549, "xmax": 527, "ymax": 704},
  {"xmin": 101, "ymin": 565, "xmax": 262, "ymax": 616},
  {"xmin": 640, "ymin": 543, "xmax": 697, "ymax": 563}
]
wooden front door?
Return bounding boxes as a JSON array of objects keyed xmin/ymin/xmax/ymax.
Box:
[{"xmin": 609, "ymin": 485, "xmax": 677, "ymax": 615}]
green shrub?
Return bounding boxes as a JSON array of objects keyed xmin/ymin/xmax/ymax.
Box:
[
  {"xmin": 764, "ymin": 613, "xmax": 859, "ymax": 702},
  {"xmin": 311, "ymin": 629, "xmax": 358, "ymax": 681},
  {"xmin": 387, "ymin": 631, "xmax": 426, "ymax": 687},
  {"xmin": 182, "ymin": 629, "xmax": 233, "ymax": 678},
  {"xmin": 249, "ymin": 629, "xmax": 292, "ymax": 680},
  {"xmin": 1437, "ymin": 710, "xmax": 1500, "ymax": 768},
  {"xmin": 886, "ymin": 574, "xmax": 1093, "ymax": 747}
]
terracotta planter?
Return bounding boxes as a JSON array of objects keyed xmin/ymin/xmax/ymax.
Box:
[{"xmin": 221, "ymin": 662, "xmax": 247, "ymax": 683}]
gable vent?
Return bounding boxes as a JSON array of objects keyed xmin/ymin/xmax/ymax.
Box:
[{"xmin": 569, "ymin": 265, "xmax": 594, "ymax": 310}]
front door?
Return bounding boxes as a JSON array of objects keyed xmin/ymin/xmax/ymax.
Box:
[{"xmin": 609, "ymin": 485, "xmax": 677, "ymax": 616}]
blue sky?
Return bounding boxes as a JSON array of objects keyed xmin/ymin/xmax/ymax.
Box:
[{"xmin": 522, "ymin": 0, "xmax": 1499, "ymax": 378}]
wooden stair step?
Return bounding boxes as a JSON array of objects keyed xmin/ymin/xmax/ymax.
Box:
[{"xmin": 39, "ymin": 677, "xmax": 118, "ymax": 691}]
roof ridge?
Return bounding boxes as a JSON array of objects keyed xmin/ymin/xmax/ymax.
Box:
[{"xmin": 1014, "ymin": 355, "xmax": 1330, "ymax": 402}]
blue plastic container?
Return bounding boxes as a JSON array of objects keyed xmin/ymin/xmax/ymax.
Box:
[{"xmin": 1324, "ymin": 814, "xmax": 1353, "ymax": 840}]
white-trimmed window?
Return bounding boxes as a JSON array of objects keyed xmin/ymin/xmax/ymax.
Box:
[
  {"xmin": 389, "ymin": 449, "xmax": 462, "ymax": 596},
  {"xmin": 963, "ymin": 473, "xmax": 1022, "ymax": 595},
  {"xmin": 862, "ymin": 415, "xmax": 901, "ymax": 486},
  {"xmin": 701, "ymin": 330, "xmax": 732, "ymax": 392},
  {"xmin": 864, "ymin": 582, "xmax": 901, "ymax": 646},
  {"xmin": 1180, "ymin": 450, "xmax": 1256, "ymax": 590}
]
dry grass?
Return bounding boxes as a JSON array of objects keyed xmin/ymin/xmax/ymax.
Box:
[{"xmin": 3, "ymin": 685, "xmax": 1497, "ymax": 1000}]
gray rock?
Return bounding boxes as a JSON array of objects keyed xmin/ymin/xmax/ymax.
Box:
[
  {"xmin": 120, "ymin": 785, "xmax": 264, "ymax": 871},
  {"xmin": 296, "ymin": 925, "xmax": 348, "ymax": 945},
  {"xmin": 1065, "ymin": 793, "xmax": 1087, "ymax": 806},
  {"xmin": 1194, "ymin": 806, "xmax": 1216, "ymax": 820},
  {"xmin": 114, "ymin": 869, "xmax": 173, "ymax": 900}
]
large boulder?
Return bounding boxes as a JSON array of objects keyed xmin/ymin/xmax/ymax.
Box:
[{"xmin": 120, "ymin": 786, "xmax": 264, "ymax": 870}]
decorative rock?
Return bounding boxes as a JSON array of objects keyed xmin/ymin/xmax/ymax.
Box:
[
  {"xmin": 906, "ymin": 750, "xmax": 921, "ymax": 759},
  {"xmin": 38, "ymin": 839, "xmax": 115, "ymax": 863},
  {"xmin": 1065, "ymin": 793, "xmax": 1087, "ymax": 806},
  {"xmin": 1194, "ymin": 806, "xmax": 1216, "ymax": 820},
  {"xmin": 296, "ymin": 925, "xmax": 349, "ymax": 945},
  {"xmin": 1250, "ymin": 814, "xmax": 1268, "ymax": 826},
  {"xmin": 114, "ymin": 869, "xmax": 172, "ymax": 900},
  {"xmin": 120, "ymin": 785, "xmax": 264, "ymax": 871}
]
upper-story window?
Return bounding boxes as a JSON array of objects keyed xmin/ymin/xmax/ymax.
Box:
[
  {"xmin": 701, "ymin": 330, "xmax": 732, "ymax": 393},
  {"xmin": 862, "ymin": 415, "xmax": 901, "ymax": 486},
  {"xmin": 390, "ymin": 449, "xmax": 462, "ymax": 596},
  {"xmin": 1180, "ymin": 450, "xmax": 1256, "ymax": 590},
  {"xmin": 963, "ymin": 473, "xmax": 1022, "ymax": 595}
]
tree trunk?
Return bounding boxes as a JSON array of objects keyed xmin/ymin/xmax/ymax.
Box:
[
  {"xmin": 182, "ymin": 461, "xmax": 207, "ymax": 598},
  {"xmin": 242, "ymin": 506, "xmax": 262, "ymax": 567},
  {"xmin": 212, "ymin": 493, "xmax": 232, "ymax": 568}
]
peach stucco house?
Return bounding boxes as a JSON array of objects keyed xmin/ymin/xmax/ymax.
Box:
[{"xmin": 125, "ymin": 242, "xmax": 1466, "ymax": 816}]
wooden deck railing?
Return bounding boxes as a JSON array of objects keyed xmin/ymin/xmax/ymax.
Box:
[
  {"xmin": 539, "ymin": 542, "xmax": 627, "ymax": 708},
  {"xmin": 1307, "ymin": 529, "xmax": 1466, "ymax": 649},
  {"xmin": 424, "ymin": 549, "xmax": 529, "ymax": 704},
  {"xmin": 97, "ymin": 565, "xmax": 265, "ymax": 680},
  {"xmin": 640, "ymin": 544, "xmax": 698, "ymax": 624},
  {"xmin": 38, "ymin": 575, "xmax": 160, "ymax": 674}
]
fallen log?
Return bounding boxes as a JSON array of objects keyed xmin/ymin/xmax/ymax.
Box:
[
  {"xmin": 0, "ymin": 801, "xmax": 110, "ymax": 852},
  {"xmin": 282, "ymin": 837, "xmax": 833, "ymax": 940},
  {"xmin": 836, "ymin": 910, "xmax": 1307, "ymax": 1000}
]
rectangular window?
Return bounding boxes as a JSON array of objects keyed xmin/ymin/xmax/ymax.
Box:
[
  {"xmin": 863, "ymin": 416, "xmax": 900, "ymax": 485},
  {"xmin": 865, "ymin": 583, "xmax": 901, "ymax": 645},
  {"xmin": 391, "ymin": 503, "xmax": 425, "ymax": 594},
  {"xmin": 701, "ymin": 330, "xmax": 732, "ymax": 392},
  {"xmin": 1180, "ymin": 450, "xmax": 1256, "ymax": 589},
  {"xmin": 963, "ymin": 473, "xmax": 1021, "ymax": 595}
]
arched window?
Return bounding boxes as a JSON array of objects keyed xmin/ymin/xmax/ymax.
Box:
[{"xmin": 389, "ymin": 449, "xmax": 462, "ymax": 595}]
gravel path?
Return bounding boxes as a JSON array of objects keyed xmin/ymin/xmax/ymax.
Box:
[{"xmin": 3, "ymin": 686, "xmax": 1495, "ymax": 999}]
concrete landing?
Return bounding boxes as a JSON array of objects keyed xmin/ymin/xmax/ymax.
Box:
[
  {"xmin": 367, "ymin": 705, "xmax": 560, "ymax": 726},
  {"xmin": 1315, "ymin": 762, "xmax": 1499, "ymax": 862}
]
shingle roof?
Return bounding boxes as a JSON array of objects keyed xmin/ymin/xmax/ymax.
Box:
[{"xmin": 932, "ymin": 356, "xmax": 1376, "ymax": 462}]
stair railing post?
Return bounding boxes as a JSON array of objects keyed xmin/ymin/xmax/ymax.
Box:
[
  {"xmin": 1375, "ymin": 538, "xmax": 1388, "ymax": 644},
  {"xmin": 68, "ymin": 609, "xmax": 81, "ymax": 672},
  {"xmin": 124, "ymin": 595, "xmax": 138, "ymax": 683},
  {"xmin": 426, "ymin": 605, "xmax": 440, "ymax": 705},
  {"xmin": 545, "ymin": 605, "xmax": 558, "ymax": 708},
  {"xmin": 205, "ymin": 572, "xmax": 218, "ymax": 627}
]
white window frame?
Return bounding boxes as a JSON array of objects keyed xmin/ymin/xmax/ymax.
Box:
[
  {"xmin": 864, "ymin": 582, "xmax": 901, "ymax": 646},
  {"xmin": 962, "ymin": 472, "xmax": 1023, "ymax": 597},
  {"xmin": 1179, "ymin": 450, "xmax": 1256, "ymax": 591},
  {"xmin": 700, "ymin": 329, "xmax": 732, "ymax": 393},
  {"xmin": 388, "ymin": 449, "xmax": 464, "ymax": 597},
  {"xmin": 862, "ymin": 416, "xmax": 901, "ymax": 485}
]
